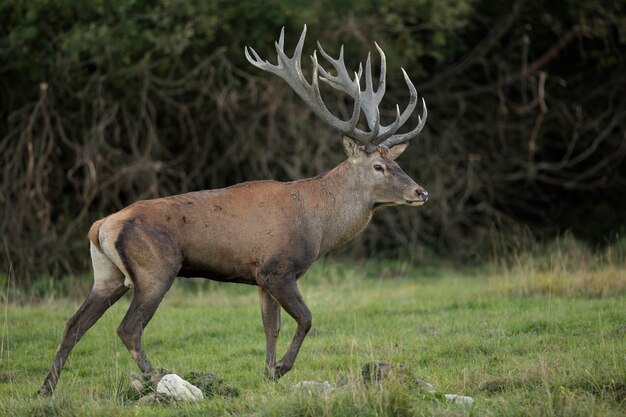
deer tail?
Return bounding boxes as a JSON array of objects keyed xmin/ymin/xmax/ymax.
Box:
[{"xmin": 88, "ymin": 219, "xmax": 105, "ymax": 252}]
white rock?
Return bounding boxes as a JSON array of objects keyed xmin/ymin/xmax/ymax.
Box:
[
  {"xmin": 445, "ymin": 394, "xmax": 475, "ymax": 405},
  {"xmin": 293, "ymin": 380, "xmax": 333, "ymax": 394},
  {"xmin": 156, "ymin": 374, "xmax": 204, "ymax": 402}
]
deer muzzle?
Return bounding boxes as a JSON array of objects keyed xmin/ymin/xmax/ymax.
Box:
[{"xmin": 405, "ymin": 187, "xmax": 428, "ymax": 206}]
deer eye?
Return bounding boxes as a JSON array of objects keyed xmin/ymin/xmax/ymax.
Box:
[{"xmin": 373, "ymin": 164, "xmax": 385, "ymax": 172}]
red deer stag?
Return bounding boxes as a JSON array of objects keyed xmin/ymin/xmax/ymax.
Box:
[{"xmin": 39, "ymin": 25, "xmax": 428, "ymax": 395}]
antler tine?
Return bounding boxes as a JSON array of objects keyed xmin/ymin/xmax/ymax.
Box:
[
  {"xmin": 373, "ymin": 68, "xmax": 419, "ymax": 143},
  {"xmin": 311, "ymin": 51, "xmax": 362, "ymax": 134},
  {"xmin": 359, "ymin": 50, "xmax": 386, "ymax": 132},
  {"xmin": 278, "ymin": 27, "xmax": 285, "ymax": 51},
  {"xmin": 317, "ymin": 43, "xmax": 358, "ymax": 96},
  {"xmin": 375, "ymin": 104, "xmax": 402, "ymax": 143},
  {"xmin": 381, "ymin": 97, "xmax": 427, "ymax": 148},
  {"xmin": 379, "ymin": 69, "xmax": 426, "ymax": 148},
  {"xmin": 293, "ymin": 25, "xmax": 307, "ymax": 69},
  {"xmin": 373, "ymin": 42, "xmax": 386, "ymax": 104},
  {"xmin": 361, "ymin": 52, "xmax": 377, "ymax": 130},
  {"xmin": 244, "ymin": 46, "xmax": 270, "ymax": 70}
]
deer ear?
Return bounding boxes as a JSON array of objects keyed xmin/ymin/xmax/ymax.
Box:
[
  {"xmin": 342, "ymin": 137, "xmax": 364, "ymax": 159},
  {"xmin": 385, "ymin": 142, "xmax": 409, "ymax": 160}
]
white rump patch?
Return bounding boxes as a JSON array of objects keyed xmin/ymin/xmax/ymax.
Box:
[{"xmin": 90, "ymin": 243, "xmax": 125, "ymax": 292}]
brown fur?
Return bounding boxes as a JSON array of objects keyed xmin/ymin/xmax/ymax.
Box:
[{"xmin": 39, "ymin": 140, "xmax": 428, "ymax": 395}]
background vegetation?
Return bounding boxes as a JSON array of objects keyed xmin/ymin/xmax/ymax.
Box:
[
  {"xmin": 1, "ymin": 3, "xmax": 624, "ymax": 415},
  {"xmin": 1, "ymin": 0, "xmax": 625, "ymax": 286},
  {"xmin": 1, "ymin": 255, "xmax": 625, "ymax": 416}
]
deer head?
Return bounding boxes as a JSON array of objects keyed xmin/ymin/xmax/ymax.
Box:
[
  {"xmin": 245, "ymin": 25, "xmax": 429, "ymax": 208},
  {"xmin": 341, "ymin": 137, "xmax": 429, "ymax": 208}
]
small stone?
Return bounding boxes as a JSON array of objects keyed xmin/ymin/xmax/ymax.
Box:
[
  {"xmin": 0, "ymin": 372, "xmax": 15, "ymax": 383},
  {"xmin": 414, "ymin": 377, "xmax": 437, "ymax": 393},
  {"xmin": 361, "ymin": 361, "xmax": 435, "ymax": 392},
  {"xmin": 336, "ymin": 374, "xmax": 349, "ymax": 387},
  {"xmin": 156, "ymin": 374, "xmax": 204, "ymax": 402},
  {"xmin": 362, "ymin": 361, "xmax": 410, "ymax": 383},
  {"xmin": 184, "ymin": 371, "xmax": 240, "ymax": 398},
  {"xmin": 360, "ymin": 361, "xmax": 473, "ymax": 406},
  {"xmin": 129, "ymin": 372, "xmax": 145, "ymax": 394},
  {"xmin": 137, "ymin": 393, "xmax": 158, "ymax": 405},
  {"xmin": 611, "ymin": 325, "xmax": 626, "ymax": 335},
  {"xmin": 445, "ymin": 394, "xmax": 475, "ymax": 405},
  {"xmin": 293, "ymin": 380, "xmax": 333, "ymax": 394}
]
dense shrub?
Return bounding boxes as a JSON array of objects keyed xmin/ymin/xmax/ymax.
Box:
[{"xmin": 1, "ymin": 0, "xmax": 624, "ymax": 287}]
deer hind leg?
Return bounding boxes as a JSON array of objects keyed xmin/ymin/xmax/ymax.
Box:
[
  {"xmin": 262, "ymin": 277, "xmax": 312, "ymax": 380},
  {"xmin": 106, "ymin": 218, "xmax": 181, "ymax": 372},
  {"xmin": 116, "ymin": 271, "xmax": 176, "ymax": 373},
  {"xmin": 39, "ymin": 245, "xmax": 128, "ymax": 395}
]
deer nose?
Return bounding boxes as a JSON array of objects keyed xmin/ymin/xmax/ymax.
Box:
[{"xmin": 417, "ymin": 189, "xmax": 429, "ymax": 201}]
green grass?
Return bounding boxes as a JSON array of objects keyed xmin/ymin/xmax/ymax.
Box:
[{"xmin": 1, "ymin": 260, "xmax": 624, "ymax": 416}]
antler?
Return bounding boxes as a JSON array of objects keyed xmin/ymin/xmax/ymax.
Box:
[{"xmin": 245, "ymin": 25, "xmax": 427, "ymax": 152}]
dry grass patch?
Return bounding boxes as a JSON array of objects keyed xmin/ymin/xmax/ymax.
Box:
[{"xmin": 490, "ymin": 235, "xmax": 626, "ymax": 298}]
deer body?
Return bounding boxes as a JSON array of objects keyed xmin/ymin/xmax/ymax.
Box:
[
  {"xmin": 40, "ymin": 26, "xmax": 429, "ymax": 395},
  {"xmin": 97, "ymin": 159, "xmax": 381, "ymax": 287}
]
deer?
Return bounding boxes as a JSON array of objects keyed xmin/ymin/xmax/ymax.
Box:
[{"xmin": 39, "ymin": 25, "xmax": 428, "ymax": 395}]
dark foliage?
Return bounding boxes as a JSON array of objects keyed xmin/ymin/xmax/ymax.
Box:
[{"xmin": 1, "ymin": 0, "xmax": 624, "ymax": 286}]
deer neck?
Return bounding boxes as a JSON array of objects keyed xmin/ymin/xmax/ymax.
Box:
[{"xmin": 302, "ymin": 160, "xmax": 374, "ymax": 255}]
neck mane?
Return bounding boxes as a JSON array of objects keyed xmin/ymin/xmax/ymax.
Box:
[{"xmin": 297, "ymin": 160, "xmax": 374, "ymax": 255}]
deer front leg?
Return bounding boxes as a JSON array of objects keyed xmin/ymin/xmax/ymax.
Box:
[
  {"xmin": 264, "ymin": 278, "xmax": 312, "ymax": 380},
  {"xmin": 258, "ymin": 287, "xmax": 281, "ymax": 379}
]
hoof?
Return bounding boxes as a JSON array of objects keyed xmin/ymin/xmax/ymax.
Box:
[
  {"xmin": 264, "ymin": 367, "xmax": 282, "ymax": 381},
  {"xmin": 264, "ymin": 361, "xmax": 291, "ymax": 381},
  {"xmin": 37, "ymin": 384, "xmax": 53, "ymax": 397}
]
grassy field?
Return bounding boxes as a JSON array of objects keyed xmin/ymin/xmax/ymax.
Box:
[{"xmin": 1, "ymin": 259, "xmax": 624, "ymax": 416}]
